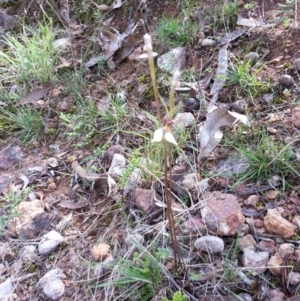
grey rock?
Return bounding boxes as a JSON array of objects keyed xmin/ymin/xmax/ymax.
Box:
[
  {"xmin": 0, "ymin": 146, "xmax": 23, "ymax": 170},
  {"xmin": 181, "ymin": 173, "xmax": 201, "ymax": 190},
  {"xmin": 262, "ymin": 93, "xmax": 274, "ymax": 103},
  {"xmin": 244, "ymin": 52, "xmax": 259, "ymax": 66},
  {"xmin": 0, "ymin": 174, "xmax": 11, "ymax": 194},
  {"xmin": 242, "ymin": 248, "xmax": 269, "ymax": 275},
  {"xmin": 237, "ymin": 293, "xmax": 252, "ymax": 301},
  {"xmin": 38, "ymin": 230, "xmax": 64, "ymax": 255},
  {"xmin": 294, "ymin": 58, "xmax": 300, "ymax": 72},
  {"xmin": 194, "ymin": 235, "xmax": 224, "ymax": 253},
  {"xmin": 157, "ymin": 47, "xmax": 186, "ymax": 74},
  {"xmin": 278, "ymin": 74, "xmax": 294, "ymax": 87},
  {"xmin": 108, "ymin": 154, "xmax": 126, "ymax": 177},
  {"xmin": 0, "ymin": 278, "xmax": 13, "ymax": 301},
  {"xmin": 288, "ymin": 272, "xmax": 300, "ymax": 285},
  {"xmin": 238, "ymin": 234, "xmax": 256, "ymax": 251},
  {"xmin": 183, "ymin": 98, "xmax": 200, "ymax": 112},
  {"xmin": 19, "ymin": 245, "xmax": 38, "ymax": 262},
  {"xmin": 201, "ymin": 38, "xmax": 216, "ymax": 47},
  {"xmin": 47, "ymin": 157, "xmax": 59, "ymax": 168},
  {"xmin": 201, "ymin": 192, "xmax": 245, "ymax": 236},
  {"xmin": 37, "ymin": 269, "xmax": 65, "ymax": 300}
]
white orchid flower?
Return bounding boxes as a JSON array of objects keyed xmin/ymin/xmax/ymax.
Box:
[{"xmin": 152, "ymin": 126, "xmax": 178, "ymax": 145}]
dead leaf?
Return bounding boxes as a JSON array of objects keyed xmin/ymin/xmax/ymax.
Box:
[
  {"xmin": 17, "ymin": 82, "xmax": 52, "ymax": 106},
  {"xmin": 92, "ymin": 0, "xmax": 122, "ymax": 11},
  {"xmin": 58, "ymin": 200, "xmax": 89, "ymax": 209},
  {"xmin": 237, "ymin": 15, "xmax": 264, "ymax": 27},
  {"xmin": 197, "ymin": 107, "xmax": 249, "ymax": 157},
  {"xmin": 71, "ymin": 161, "xmax": 101, "ymax": 181},
  {"xmin": 210, "ymin": 48, "xmax": 228, "ymax": 104}
]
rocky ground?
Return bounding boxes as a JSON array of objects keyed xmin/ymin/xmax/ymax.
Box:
[{"xmin": 1, "ymin": 0, "xmax": 300, "ymax": 300}]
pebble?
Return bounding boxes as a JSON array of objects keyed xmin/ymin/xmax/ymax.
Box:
[
  {"xmin": 92, "ymin": 243, "xmax": 110, "ymax": 262},
  {"xmin": 201, "ymin": 38, "xmax": 216, "ymax": 47},
  {"xmin": 278, "ymin": 74, "xmax": 294, "ymax": 87},
  {"xmin": 157, "ymin": 47, "xmax": 186, "ymax": 74},
  {"xmin": 108, "ymin": 154, "xmax": 126, "ymax": 177},
  {"xmin": 294, "ymin": 58, "xmax": 300, "ymax": 72},
  {"xmin": 264, "ymin": 208, "xmax": 297, "ymax": 238},
  {"xmin": 181, "ymin": 173, "xmax": 201, "ymax": 190},
  {"xmin": 292, "ymin": 107, "xmax": 300, "ymax": 128},
  {"xmin": 244, "ymin": 52, "xmax": 259, "ymax": 66},
  {"xmin": 183, "ymin": 98, "xmax": 200, "ymax": 112},
  {"xmin": 265, "ymin": 190, "xmax": 279, "ymax": 200},
  {"xmin": 38, "ymin": 230, "xmax": 64, "ymax": 255},
  {"xmin": 268, "ymin": 253, "xmax": 283, "ymax": 276},
  {"xmin": 242, "ymin": 249, "xmax": 269, "ymax": 275},
  {"xmin": 194, "ymin": 235, "xmax": 224, "ymax": 253},
  {"xmin": 37, "ymin": 269, "xmax": 65, "ymax": 300},
  {"xmin": 288, "ymin": 272, "xmax": 300, "ymax": 285}
]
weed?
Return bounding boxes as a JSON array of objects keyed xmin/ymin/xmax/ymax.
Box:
[
  {"xmin": 59, "ymin": 93, "xmax": 128, "ymax": 147},
  {"xmin": 0, "ymin": 18, "xmax": 59, "ymax": 85},
  {"xmin": 244, "ymin": 2, "xmax": 255, "ymax": 10},
  {"xmin": 2, "ymin": 107, "xmax": 42, "ymax": 142},
  {"xmin": 0, "ymin": 187, "xmax": 32, "ymax": 235},
  {"xmin": 223, "ymin": 128, "xmax": 299, "ymax": 189},
  {"xmin": 156, "ymin": 16, "xmax": 198, "ymax": 48},
  {"xmin": 221, "ymin": 1, "xmax": 238, "ymax": 28},
  {"xmin": 226, "ymin": 58, "xmax": 271, "ymax": 96},
  {"xmin": 161, "ymin": 291, "xmax": 187, "ymax": 301},
  {"xmin": 97, "ymin": 250, "xmax": 164, "ymax": 301}
]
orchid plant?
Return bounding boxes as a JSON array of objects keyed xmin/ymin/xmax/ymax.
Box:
[{"xmin": 139, "ymin": 34, "xmax": 181, "ymax": 269}]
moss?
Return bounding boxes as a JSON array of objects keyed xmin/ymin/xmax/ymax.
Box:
[{"xmin": 137, "ymin": 74, "xmax": 148, "ymax": 83}]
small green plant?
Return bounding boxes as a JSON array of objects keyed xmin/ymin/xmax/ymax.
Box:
[
  {"xmin": 226, "ymin": 58, "xmax": 271, "ymax": 96},
  {"xmin": 223, "ymin": 128, "xmax": 299, "ymax": 190},
  {"xmin": 161, "ymin": 291, "xmax": 186, "ymax": 301},
  {"xmin": 156, "ymin": 16, "xmax": 198, "ymax": 48},
  {"xmin": 0, "ymin": 187, "xmax": 32, "ymax": 235},
  {"xmin": 60, "ymin": 93, "xmax": 128, "ymax": 147},
  {"xmin": 221, "ymin": 1, "xmax": 238, "ymax": 28},
  {"xmin": 244, "ymin": 2, "xmax": 255, "ymax": 10},
  {"xmin": 97, "ymin": 250, "xmax": 164, "ymax": 301},
  {"xmin": 0, "ymin": 18, "xmax": 59, "ymax": 85},
  {"xmin": 2, "ymin": 107, "xmax": 42, "ymax": 142}
]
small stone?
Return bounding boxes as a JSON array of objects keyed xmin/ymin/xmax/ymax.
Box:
[
  {"xmin": 201, "ymin": 38, "xmax": 216, "ymax": 47},
  {"xmin": 47, "ymin": 182, "xmax": 57, "ymax": 190},
  {"xmin": 194, "ymin": 235, "xmax": 224, "ymax": 253},
  {"xmin": 173, "ymin": 112, "xmax": 195, "ymax": 129},
  {"xmin": 259, "ymin": 240, "xmax": 275, "ymax": 253},
  {"xmin": 157, "ymin": 47, "xmax": 186, "ymax": 74},
  {"xmin": 19, "ymin": 212, "xmax": 52, "ymax": 240},
  {"xmin": 0, "ymin": 146, "xmax": 23, "ymax": 170},
  {"xmin": 288, "ymin": 272, "xmax": 300, "ymax": 285},
  {"xmin": 19, "ymin": 245, "xmax": 38, "ymax": 262},
  {"xmin": 135, "ymin": 188, "xmax": 159, "ymax": 216},
  {"xmin": 38, "ymin": 230, "xmax": 64, "ymax": 255},
  {"xmin": 93, "ymin": 255, "xmax": 114, "ymax": 277},
  {"xmin": 47, "ymin": 157, "xmax": 59, "ymax": 168},
  {"xmin": 56, "ymin": 101, "xmax": 71, "ymax": 112},
  {"xmin": 181, "ymin": 173, "xmax": 201, "ymax": 190},
  {"xmin": 292, "ymin": 107, "xmax": 300, "ymax": 128},
  {"xmin": 244, "ymin": 195, "xmax": 259, "ymax": 207},
  {"xmin": 265, "ymin": 190, "xmax": 279, "ymax": 200},
  {"xmin": 0, "ymin": 278, "xmax": 13, "ymax": 301},
  {"xmin": 254, "ymin": 219, "xmax": 264, "ymax": 228},
  {"xmin": 278, "ymin": 74, "xmax": 294, "ymax": 87},
  {"xmin": 7, "ymin": 199, "xmax": 45, "ymax": 236},
  {"xmin": 244, "ymin": 52, "xmax": 259, "ymax": 66},
  {"xmin": 238, "ymin": 234, "xmax": 256, "ymax": 251},
  {"xmin": 92, "ymin": 243, "xmax": 110, "ymax": 262},
  {"xmin": 278, "ymin": 243, "xmax": 294, "ymax": 258},
  {"xmin": 294, "ymin": 58, "xmax": 300, "ymax": 72},
  {"xmin": 268, "ymin": 253, "xmax": 283, "ymax": 276},
  {"xmin": 242, "ymin": 248, "xmax": 269, "ymax": 275},
  {"xmin": 108, "ymin": 154, "xmax": 126, "ymax": 177},
  {"xmin": 183, "ymin": 98, "xmax": 200, "ymax": 112},
  {"xmin": 201, "ymin": 192, "xmax": 245, "ymax": 236},
  {"xmin": 264, "ymin": 208, "xmax": 297, "ymax": 238},
  {"xmin": 237, "ymin": 293, "xmax": 251, "ymax": 301},
  {"xmin": 52, "ymin": 89, "xmax": 61, "ymax": 97},
  {"xmin": 37, "ymin": 268, "xmax": 65, "ymax": 300},
  {"xmin": 268, "ymin": 289, "xmax": 285, "ymax": 301},
  {"xmin": 181, "ymin": 216, "xmax": 205, "ymax": 234}
]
